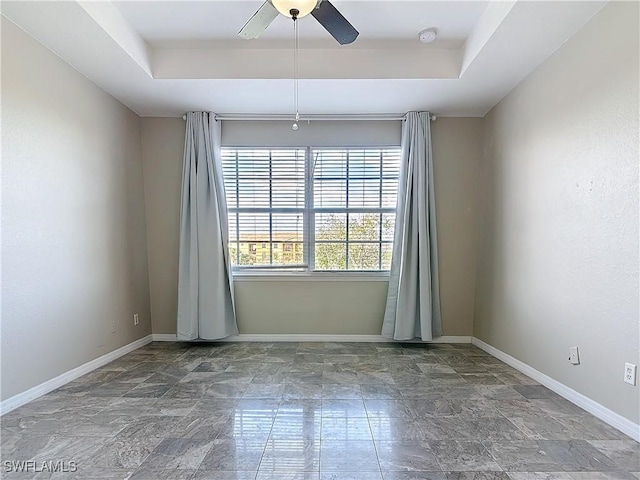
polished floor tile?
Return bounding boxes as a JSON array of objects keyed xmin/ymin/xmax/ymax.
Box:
[
  {"xmin": 319, "ymin": 440, "xmax": 379, "ymax": 472},
  {"xmin": 430, "ymin": 441, "xmax": 501, "ymax": 472},
  {"xmin": 0, "ymin": 342, "xmax": 635, "ymax": 479},
  {"xmin": 375, "ymin": 440, "xmax": 440, "ymax": 472}
]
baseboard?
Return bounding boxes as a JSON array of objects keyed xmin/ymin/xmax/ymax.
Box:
[
  {"xmin": 0, "ymin": 334, "xmax": 153, "ymax": 416},
  {"xmin": 151, "ymin": 333, "xmax": 472, "ymax": 343},
  {"xmin": 471, "ymin": 337, "xmax": 640, "ymax": 442}
]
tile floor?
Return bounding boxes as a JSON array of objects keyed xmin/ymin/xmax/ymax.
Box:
[{"xmin": 1, "ymin": 342, "xmax": 637, "ymax": 479}]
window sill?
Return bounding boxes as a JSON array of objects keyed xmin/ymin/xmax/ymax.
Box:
[{"xmin": 232, "ymin": 272, "xmax": 390, "ymax": 282}]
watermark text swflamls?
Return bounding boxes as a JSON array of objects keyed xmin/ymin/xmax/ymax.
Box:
[{"xmin": 4, "ymin": 460, "xmax": 78, "ymax": 473}]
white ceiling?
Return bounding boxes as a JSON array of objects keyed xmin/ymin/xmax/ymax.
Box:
[
  {"xmin": 1, "ymin": 0, "xmax": 607, "ymax": 117},
  {"xmin": 113, "ymin": 1, "xmax": 487, "ymax": 48}
]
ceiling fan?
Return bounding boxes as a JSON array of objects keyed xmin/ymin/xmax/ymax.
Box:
[{"xmin": 238, "ymin": 0, "xmax": 359, "ymax": 45}]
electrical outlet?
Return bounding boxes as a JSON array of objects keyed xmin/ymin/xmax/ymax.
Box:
[
  {"xmin": 111, "ymin": 318, "xmax": 116, "ymax": 333},
  {"xmin": 133, "ymin": 313, "xmax": 139, "ymax": 326},
  {"xmin": 568, "ymin": 346, "xmax": 580, "ymax": 365},
  {"xmin": 624, "ymin": 363, "xmax": 637, "ymax": 386}
]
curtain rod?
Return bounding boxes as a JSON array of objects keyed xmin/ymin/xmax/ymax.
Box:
[{"xmin": 181, "ymin": 113, "xmax": 437, "ymax": 122}]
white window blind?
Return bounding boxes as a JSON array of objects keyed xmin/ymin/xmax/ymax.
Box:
[{"xmin": 221, "ymin": 146, "xmax": 401, "ymax": 272}]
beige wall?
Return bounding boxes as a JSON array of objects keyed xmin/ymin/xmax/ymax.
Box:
[
  {"xmin": 432, "ymin": 118, "xmax": 483, "ymax": 336},
  {"xmin": 142, "ymin": 117, "xmax": 483, "ymax": 336},
  {"xmin": 140, "ymin": 118, "xmax": 185, "ymax": 338},
  {"xmin": 235, "ymin": 279, "xmax": 390, "ymax": 335},
  {"xmin": 221, "ymin": 120, "xmax": 402, "ymax": 147},
  {"xmin": 1, "ymin": 18, "xmax": 152, "ymax": 401},
  {"xmin": 474, "ymin": 2, "xmax": 639, "ymax": 423}
]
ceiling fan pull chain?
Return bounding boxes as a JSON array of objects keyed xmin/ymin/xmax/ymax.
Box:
[{"xmin": 292, "ymin": 14, "xmax": 300, "ymax": 131}]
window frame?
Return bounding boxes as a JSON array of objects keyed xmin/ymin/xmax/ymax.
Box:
[{"xmin": 222, "ymin": 145, "xmax": 400, "ymax": 277}]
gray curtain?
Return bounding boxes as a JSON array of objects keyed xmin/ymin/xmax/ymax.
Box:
[
  {"xmin": 177, "ymin": 112, "xmax": 238, "ymax": 340},
  {"xmin": 382, "ymin": 111, "xmax": 443, "ymax": 341}
]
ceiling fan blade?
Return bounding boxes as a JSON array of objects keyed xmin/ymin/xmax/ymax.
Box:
[
  {"xmin": 238, "ymin": 1, "xmax": 279, "ymax": 40},
  {"xmin": 311, "ymin": 0, "xmax": 359, "ymax": 45}
]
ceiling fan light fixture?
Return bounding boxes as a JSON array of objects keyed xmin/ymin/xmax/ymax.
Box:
[{"xmin": 272, "ymin": 0, "xmax": 319, "ymax": 19}]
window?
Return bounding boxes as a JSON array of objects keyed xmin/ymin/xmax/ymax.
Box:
[{"xmin": 222, "ymin": 147, "xmax": 401, "ymax": 272}]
